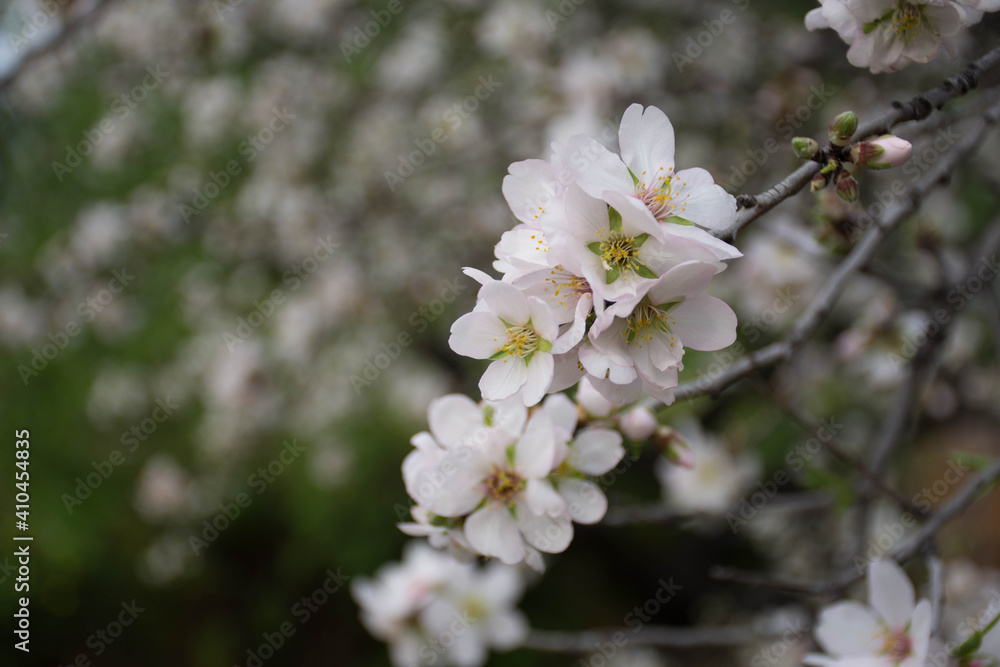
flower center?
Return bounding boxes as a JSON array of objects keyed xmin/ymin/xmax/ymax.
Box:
[
  {"xmin": 601, "ymin": 233, "xmax": 639, "ymax": 269},
  {"xmin": 624, "ymin": 303, "xmax": 675, "ymax": 346},
  {"xmin": 484, "ymin": 466, "xmax": 523, "ymax": 505},
  {"xmin": 502, "ymin": 326, "xmax": 538, "ymax": 358},
  {"xmin": 891, "ymin": 3, "xmax": 922, "ymax": 40},
  {"xmin": 878, "ymin": 628, "xmax": 912, "ymax": 662}
]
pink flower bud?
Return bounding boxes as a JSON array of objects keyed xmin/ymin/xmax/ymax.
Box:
[
  {"xmin": 620, "ymin": 406, "xmax": 657, "ymax": 441},
  {"xmin": 850, "ymin": 135, "xmax": 912, "ymax": 169}
]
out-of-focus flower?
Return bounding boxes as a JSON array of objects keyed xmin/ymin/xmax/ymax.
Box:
[{"xmin": 804, "ymin": 560, "xmax": 932, "ymax": 666}]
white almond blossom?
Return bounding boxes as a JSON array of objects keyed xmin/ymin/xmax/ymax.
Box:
[
  {"xmin": 415, "ymin": 410, "xmax": 573, "ymax": 565},
  {"xmin": 805, "ymin": 0, "xmax": 979, "ymax": 74},
  {"xmin": 583, "ymin": 260, "xmax": 738, "ymax": 404},
  {"xmin": 353, "ymin": 542, "xmax": 527, "ymax": 667},
  {"xmin": 449, "ymin": 279, "xmax": 559, "ymax": 406},
  {"xmin": 804, "ymin": 559, "xmax": 933, "ymax": 667}
]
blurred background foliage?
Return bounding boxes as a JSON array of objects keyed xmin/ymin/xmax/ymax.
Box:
[{"xmin": 0, "ymin": 0, "xmax": 998, "ymax": 665}]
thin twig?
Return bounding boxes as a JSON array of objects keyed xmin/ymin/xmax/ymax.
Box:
[
  {"xmin": 710, "ymin": 458, "xmax": 1000, "ymax": 595},
  {"xmin": 718, "ymin": 45, "xmax": 1000, "ymax": 242}
]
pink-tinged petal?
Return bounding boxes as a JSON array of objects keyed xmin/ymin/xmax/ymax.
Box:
[
  {"xmin": 450, "ymin": 311, "xmax": 509, "ymax": 359},
  {"xmin": 671, "ymin": 168, "xmax": 736, "ymax": 231},
  {"xmin": 541, "ymin": 392, "xmax": 579, "ymax": 436},
  {"xmin": 604, "ymin": 189, "xmax": 664, "ymax": 238},
  {"xmin": 564, "ymin": 183, "xmax": 618, "ymax": 239},
  {"xmin": 909, "ymin": 599, "xmax": 933, "ymax": 662},
  {"xmin": 464, "ymin": 506, "xmax": 525, "ymax": 564},
  {"xmin": 923, "ymin": 2, "xmax": 963, "ymax": 37},
  {"xmin": 462, "ymin": 266, "xmax": 494, "ymax": 286},
  {"xmin": 552, "ymin": 294, "xmax": 593, "ymax": 354},
  {"xmin": 570, "ymin": 428, "xmax": 625, "ymax": 475},
  {"xmin": 414, "ymin": 449, "xmax": 489, "ymax": 516},
  {"xmin": 524, "ymin": 478, "xmax": 568, "ymax": 516},
  {"xmin": 868, "ymin": 559, "xmax": 916, "ymax": 629},
  {"xmin": 480, "ymin": 280, "xmax": 530, "ymax": 325},
  {"xmin": 428, "ymin": 394, "xmax": 484, "ymax": 447},
  {"xmin": 814, "ymin": 601, "xmax": 882, "ymax": 657},
  {"xmin": 805, "ymin": 6, "xmax": 830, "ymax": 31},
  {"xmin": 579, "ymin": 340, "xmax": 636, "ymax": 384},
  {"xmin": 527, "ymin": 296, "xmax": 558, "ymax": 341},
  {"xmin": 669, "ymin": 295, "xmax": 738, "ymax": 351},
  {"xmin": 646, "ymin": 261, "xmax": 720, "ymax": 305},
  {"xmin": 549, "ymin": 350, "xmax": 586, "ymax": 393},
  {"xmin": 480, "ymin": 358, "xmax": 529, "ymax": 401},
  {"xmin": 521, "ymin": 352, "xmax": 554, "ymax": 406},
  {"xmin": 503, "ymin": 158, "xmax": 562, "ymax": 226},
  {"xmin": 515, "ymin": 411, "xmax": 557, "ymax": 478},
  {"xmin": 639, "ymin": 366, "xmax": 679, "ymax": 405},
  {"xmin": 819, "ymin": 0, "xmax": 860, "ymax": 42},
  {"xmin": 516, "ymin": 509, "xmax": 574, "ymax": 553},
  {"xmin": 566, "ymin": 134, "xmax": 634, "ymax": 199},
  {"xmin": 661, "ymin": 222, "xmax": 742, "ymax": 260},
  {"xmin": 558, "ymin": 478, "xmax": 608, "ymax": 524},
  {"xmin": 848, "ymin": 0, "xmax": 896, "ymax": 23},
  {"xmin": 588, "ymin": 375, "xmax": 643, "ymax": 404},
  {"xmin": 619, "ymin": 104, "xmax": 676, "ymax": 180}
]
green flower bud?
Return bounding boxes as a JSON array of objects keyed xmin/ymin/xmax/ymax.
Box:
[
  {"xmin": 835, "ymin": 173, "xmax": 859, "ymax": 203},
  {"xmin": 792, "ymin": 137, "xmax": 821, "ymax": 159},
  {"xmin": 829, "ymin": 111, "xmax": 859, "ymax": 147}
]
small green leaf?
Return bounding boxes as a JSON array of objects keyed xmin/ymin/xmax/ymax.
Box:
[
  {"xmin": 489, "ymin": 350, "xmax": 509, "ymax": 360},
  {"xmin": 632, "ymin": 233, "xmax": 650, "ymax": 247},
  {"xmin": 862, "ymin": 21, "xmax": 877, "ymax": 34},
  {"xmin": 587, "ymin": 241, "xmax": 604, "ymax": 255},
  {"xmin": 627, "ymin": 167, "xmax": 640, "ymax": 188},
  {"xmin": 952, "ymin": 631, "xmax": 983, "ymax": 658},
  {"xmin": 632, "ymin": 262, "xmax": 657, "ymax": 279},
  {"xmin": 608, "ymin": 207, "xmax": 623, "ymax": 232},
  {"xmin": 605, "ymin": 267, "xmax": 621, "ymax": 284},
  {"xmin": 665, "ymin": 216, "xmax": 694, "ymax": 226}
]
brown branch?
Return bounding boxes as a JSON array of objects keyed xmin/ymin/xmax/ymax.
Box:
[{"xmin": 718, "ymin": 45, "xmax": 1000, "ymax": 242}]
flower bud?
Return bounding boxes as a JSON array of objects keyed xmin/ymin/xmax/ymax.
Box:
[
  {"xmin": 620, "ymin": 406, "xmax": 657, "ymax": 441},
  {"xmin": 576, "ymin": 377, "xmax": 617, "ymax": 417},
  {"xmin": 654, "ymin": 426, "xmax": 693, "ymax": 468},
  {"xmin": 828, "ymin": 111, "xmax": 858, "ymax": 147},
  {"xmin": 835, "ymin": 173, "xmax": 859, "ymax": 203},
  {"xmin": 810, "ymin": 172, "xmax": 829, "ymax": 192},
  {"xmin": 849, "ymin": 135, "xmax": 912, "ymax": 169},
  {"xmin": 791, "ymin": 137, "xmax": 820, "ymax": 159}
]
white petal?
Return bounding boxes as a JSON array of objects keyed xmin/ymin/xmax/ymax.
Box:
[
  {"xmin": 541, "ymin": 392, "xmax": 579, "ymax": 436},
  {"xmin": 548, "ymin": 350, "xmax": 586, "ymax": 393},
  {"xmin": 646, "ymin": 261, "xmax": 720, "ymax": 305},
  {"xmin": 429, "ymin": 394, "xmax": 486, "ymax": 448},
  {"xmin": 670, "ymin": 168, "xmax": 736, "ymax": 231},
  {"xmin": 565, "ymin": 134, "xmax": 634, "ymax": 199},
  {"xmin": 515, "ymin": 412, "xmax": 557, "ymax": 478},
  {"xmin": 558, "ymin": 478, "xmax": 608, "ymax": 524},
  {"xmin": 521, "ymin": 353, "xmax": 554, "ymax": 407},
  {"xmin": 909, "ymin": 599, "xmax": 933, "ymax": 661},
  {"xmin": 480, "ymin": 358, "xmax": 528, "ymax": 401},
  {"xmin": 868, "ymin": 559, "xmax": 916, "ymax": 629},
  {"xmin": 570, "ymin": 428, "xmax": 625, "ymax": 475},
  {"xmin": 488, "ymin": 610, "xmax": 529, "ymax": 648},
  {"xmin": 552, "ymin": 294, "xmax": 593, "ymax": 354},
  {"xmin": 525, "ymin": 478, "xmax": 568, "ymax": 516},
  {"xmin": 661, "ymin": 222, "xmax": 743, "ymax": 260},
  {"xmin": 503, "ymin": 158, "xmax": 561, "ymax": 225},
  {"xmin": 527, "ymin": 296, "xmax": 558, "ymax": 341},
  {"xmin": 814, "ymin": 601, "xmax": 882, "ymax": 657},
  {"xmin": 668, "ymin": 295, "xmax": 738, "ymax": 351},
  {"xmin": 450, "ymin": 312, "xmax": 509, "ymax": 359},
  {"xmin": 619, "ymin": 104, "xmax": 675, "ymax": 180},
  {"xmin": 464, "ymin": 506, "xmax": 525, "ymax": 564},
  {"xmin": 480, "ymin": 280, "xmax": 530, "ymax": 325},
  {"xmin": 516, "ymin": 509, "xmax": 574, "ymax": 554}
]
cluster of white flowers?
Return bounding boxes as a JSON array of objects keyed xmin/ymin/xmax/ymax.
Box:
[
  {"xmin": 806, "ymin": 0, "xmax": 1000, "ymax": 74},
  {"xmin": 352, "ymin": 542, "xmax": 528, "ymax": 667},
  {"xmin": 399, "ymin": 392, "xmax": 625, "ymax": 568},
  {"xmin": 449, "ymin": 104, "xmax": 741, "ymax": 408}
]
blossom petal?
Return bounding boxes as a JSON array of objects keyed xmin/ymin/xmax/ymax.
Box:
[
  {"xmin": 619, "ymin": 103, "xmax": 675, "ymax": 180},
  {"xmin": 525, "ymin": 478, "xmax": 568, "ymax": 517},
  {"xmin": 814, "ymin": 601, "xmax": 882, "ymax": 657},
  {"xmin": 429, "ymin": 394, "xmax": 485, "ymax": 447},
  {"xmin": 868, "ymin": 559, "xmax": 916, "ymax": 629},
  {"xmin": 559, "ymin": 477, "xmax": 608, "ymax": 524},
  {"xmin": 450, "ymin": 312, "xmax": 508, "ymax": 359},
  {"xmin": 566, "ymin": 134, "xmax": 633, "ymax": 199},
  {"xmin": 464, "ymin": 506, "xmax": 525, "ymax": 564},
  {"xmin": 668, "ymin": 295, "xmax": 738, "ymax": 351},
  {"xmin": 521, "ymin": 352, "xmax": 554, "ymax": 406},
  {"xmin": 671, "ymin": 168, "xmax": 736, "ymax": 230},
  {"xmin": 515, "ymin": 412, "xmax": 557, "ymax": 478},
  {"xmin": 570, "ymin": 428, "xmax": 625, "ymax": 475},
  {"xmin": 480, "ymin": 280, "xmax": 530, "ymax": 325},
  {"xmin": 516, "ymin": 510, "xmax": 574, "ymax": 554},
  {"xmin": 480, "ymin": 358, "xmax": 529, "ymax": 401}
]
